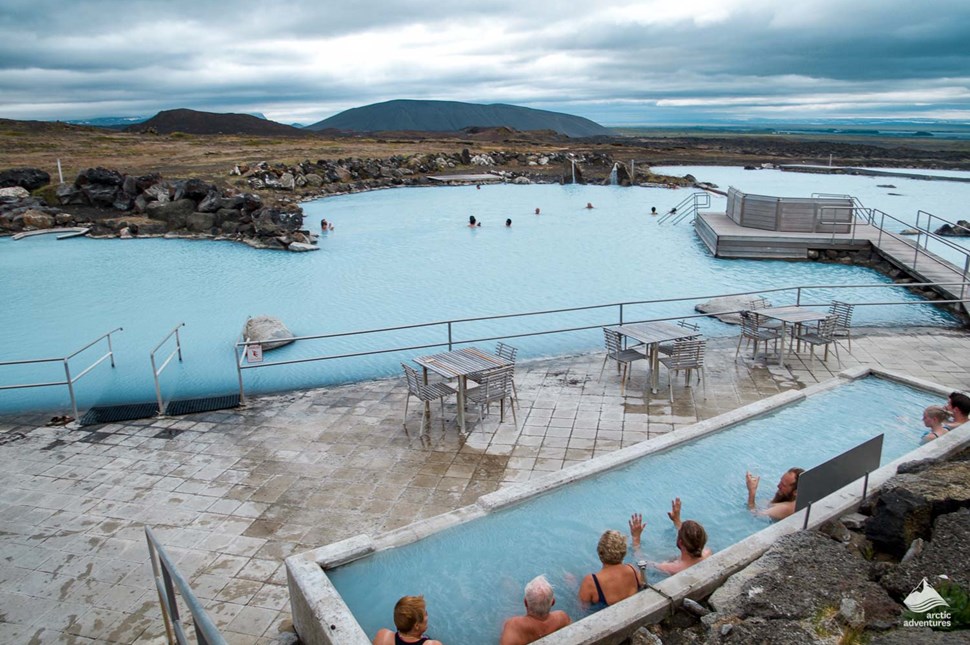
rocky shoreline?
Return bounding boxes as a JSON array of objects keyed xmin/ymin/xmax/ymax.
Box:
[
  {"xmin": 0, "ymin": 151, "xmax": 693, "ymax": 250},
  {"xmin": 630, "ymin": 448, "xmax": 970, "ymax": 645}
]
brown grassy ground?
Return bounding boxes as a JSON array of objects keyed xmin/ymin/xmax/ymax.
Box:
[{"xmin": 1, "ymin": 119, "xmax": 968, "ymax": 186}]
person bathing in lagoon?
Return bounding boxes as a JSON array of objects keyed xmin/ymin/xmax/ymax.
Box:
[
  {"xmin": 578, "ymin": 529, "xmax": 645, "ymax": 607},
  {"xmin": 499, "ymin": 575, "xmax": 571, "ymax": 645},
  {"xmin": 945, "ymin": 391, "xmax": 970, "ymax": 429},
  {"xmin": 650, "ymin": 207, "xmax": 658, "ymax": 216},
  {"xmin": 921, "ymin": 405, "xmax": 949, "ymax": 443},
  {"xmin": 586, "ymin": 202, "xmax": 594, "ymax": 209},
  {"xmin": 535, "ymin": 207, "xmax": 541, "ymax": 215},
  {"xmin": 320, "ymin": 218, "xmax": 333, "ymax": 231},
  {"xmin": 506, "ymin": 218, "xmax": 512, "ymax": 227},
  {"xmin": 373, "ymin": 595, "xmax": 443, "ymax": 645},
  {"xmin": 629, "ymin": 498, "xmax": 712, "ymax": 575},
  {"xmin": 468, "ymin": 215, "xmax": 481, "ymax": 227},
  {"xmin": 746, "ymin": 467, "xmax": 804, "ymax": 521}
]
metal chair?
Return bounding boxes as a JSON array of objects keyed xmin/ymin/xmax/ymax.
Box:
[
  {"xmin": 600, "ymin": 328, "xmax": 646, "ymax": 395},
  {"xmin": 402, "ymin": 363, "xmax": 457, "ymax": 433},
  {"xmin": 828, "ymin": 300, "xmax": 854, "ymax": 352},
  {"xmin": 465, "ymin": 365, "xmax": 516, "ymax": 429},
  {"xmin": 789, "ymin": 314, "xmax": 842, "ymax": 371},
  {"xmin": 469, "ymin": 342, "xmax": 519, "ymax": 406},
  {"xmin": 659, "ymin": 339, "xmax": 707, "ymax": 402},
  {"xmin": 745, "ymin": 297, "xmax": 782, "ymax": 328},
  {"xmin": 658, "ymin": 319, "xmax": 701, "ymax": 356},
  {"xmin": 736, "ymin": 311, "xmax": 781, "ymax": 361}
]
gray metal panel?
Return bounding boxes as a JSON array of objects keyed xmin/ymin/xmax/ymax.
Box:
[{"xmin": 795, "ymin": 434, "xmax": 883, "ymax": 512}]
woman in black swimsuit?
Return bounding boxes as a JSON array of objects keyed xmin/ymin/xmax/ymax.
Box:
[{"xmin": 578, "ymin": 530, "xmax": 644, "ymax": 607}]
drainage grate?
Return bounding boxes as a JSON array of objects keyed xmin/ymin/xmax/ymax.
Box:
[
  {"xmin": 165, "ymin": 394, "xmax": 240, "ymax": 417},
  {"xmin": 79, "ymin": 402, "xmax": 159, "ymax": 426}
]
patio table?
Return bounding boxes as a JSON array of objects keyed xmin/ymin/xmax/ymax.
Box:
[
  {"xmin": 413, "ymin": 347, "xmax": 512, "ymax": 432},
  {"xmin": 607, "ymin": 321, "xmax": 702, "ymax": 394},
  {"xmin": 752, "ymin": 306, "xmax": 829, "ymax": 369}
]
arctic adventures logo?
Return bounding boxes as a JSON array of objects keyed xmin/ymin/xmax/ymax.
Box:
[{"xmin": 903, "ymin": 578, "xmax": 951, "ymax": 628}]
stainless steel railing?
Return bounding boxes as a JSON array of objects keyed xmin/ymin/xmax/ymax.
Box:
[
  {"xmin": 811, "ymin": 194, "xmax": 970, "ymax": 300},
  {"xmin": 146, "ymin": 526, "xmax": 226, "ymax": 645},
  {"xmin": 0, "ymin": 328, "xmax": 123, "ymax": 421},
  {"xmin": 657, "ymin": 191, "xmax": 711, "ymax": 224},
  {"xmin": 150, "ymin": 323, "xmax": 185, "ymax": 415},
  {"xmin": 233, "ymin": 281, "xmax": 968, "ymax": 402}
]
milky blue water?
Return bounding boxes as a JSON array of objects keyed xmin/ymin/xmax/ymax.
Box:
[
  {"xmin": 0, "ymin": 176, "xmax": 958, "ymax": 413},
  {"xmin": 326, "ymin": 377, "xmax": 938, "ymax": 645}
]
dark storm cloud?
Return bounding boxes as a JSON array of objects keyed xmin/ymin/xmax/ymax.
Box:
[{"xmin": 0, "ymin": 0, "xmax": 967, "ymax": 123}]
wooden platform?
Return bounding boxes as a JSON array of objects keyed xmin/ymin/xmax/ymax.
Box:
[
  {"xmin": 695, "ymin": 212, "xmax": 969, "ymax": 313},
  {"xmin": 695, "ymin": 212, "xmax": 871, "ymax": 259},
  {"xmin": 427, "ymin": 173, "xmax": 503, "ymax": 183}
]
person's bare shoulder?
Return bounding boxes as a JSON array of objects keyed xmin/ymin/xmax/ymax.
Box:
[
  {"xmin": 552, "ymin": 610, "xmax": 572, "ymax": 627},
  {"xmin": 765, "ymin": 501, "xmax": 795, "ymax": 521},
  {"xmin": 499, "ymin": 616, "xmax": 526, "ymax": 645},
  {"xmin": 372, "ymin": 628, "xmax": 394, "ymax": 645}
]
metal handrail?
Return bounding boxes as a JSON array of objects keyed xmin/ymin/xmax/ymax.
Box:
[
  {"xmin": 233, "ymin": 282, "xmax": 968, "ymax": 402},
  {"xmin": 865, "ymin": 207, "xmax": 970, "ymax": 300},
  {"xmin": 145, "ymin": 526, "xmax": 226, "ymax": 645},
  {"xmin": 0, "ymin": 328, "xmax": 123, "ymax": 421},
  {"xmin": 657, "ymin": 191, "xmax": 710, "ymax": 224},
  {"xmin": 150, "ymin": 323, "xmax": 186, "ymax": 415},
  {"xmin": 811, "ymin": 194, "xmax": 970, "ymax": 300}
]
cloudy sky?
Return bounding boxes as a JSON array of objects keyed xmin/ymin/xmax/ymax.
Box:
[{"xmin": 1, "ymin": 0, "xmax": 968, "ymax": 126}]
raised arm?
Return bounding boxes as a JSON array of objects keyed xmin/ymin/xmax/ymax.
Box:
[
  {"xmin": 629, "ymin": 513, "xmax": 645, "ymax": 550},
  {"xmin": 667, "ymin": 498, "xmax": 682, "ymax": 530},
  {"xmin": 745, "ymin": 471, "xmax": 760, "ymax": 511}
]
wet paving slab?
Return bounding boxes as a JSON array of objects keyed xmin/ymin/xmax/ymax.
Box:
[{"xmin": 1, "ymin": 328, "xmax": 969, "ymax": 643}]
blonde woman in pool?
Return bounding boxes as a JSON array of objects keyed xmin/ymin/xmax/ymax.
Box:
[
  {"xmin": 922, "ymin": 405, "xmax": 949, "ymax": 443},
  {"xmin": 578, "ymin": 529, "xmax": 644, "ymax": 607}
]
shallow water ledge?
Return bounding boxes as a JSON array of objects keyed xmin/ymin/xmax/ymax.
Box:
[{"xmin": 285, "ymin": 367, "xmax": 969, "ymax": 645}]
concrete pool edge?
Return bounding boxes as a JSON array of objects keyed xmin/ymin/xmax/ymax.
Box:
[{"xmin": 286, "ymin": 367, "xmax": 969, "ymax": 645}]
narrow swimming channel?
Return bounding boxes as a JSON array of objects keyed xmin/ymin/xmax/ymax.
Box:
[{"xmin": 324, "ymin": 377, "xmax": 938, "ymax": 644}]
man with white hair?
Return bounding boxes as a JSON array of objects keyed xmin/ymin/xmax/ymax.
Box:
[{"xmin": 499, "ymin": 575, "xmax": 571, "ymax": 645}]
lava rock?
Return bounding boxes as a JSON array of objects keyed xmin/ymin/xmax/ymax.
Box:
[{"xmin": 0, "ymin": 168, "xmax": 51, "ymax": 191}]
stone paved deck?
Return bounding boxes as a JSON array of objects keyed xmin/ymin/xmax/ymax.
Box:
[{"xmin": 1, "ymin": 328, "xmax": 969, "ymax": 644}]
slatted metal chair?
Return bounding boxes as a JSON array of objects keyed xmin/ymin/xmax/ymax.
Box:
[
  {"xmin": 600, "ymin": 328, "xmax": 646, "ymax": 395},
  {"xmin": 658, "ymin": 319, "xmax": 701, "ymax": 356},
  {"xmin": 736, "ymin": 311, "xmax": 781, "ymax": 361},
  {"xmin": 789, "ymin": 314, "xmax": 842, "ymax": 371},
  {"xmin": 745, "ymin": 297, "xmax": 782, "ymax": 328},
  {"xmin": 828, "ymin": 300, "xmax": 855, "ymax": 352},
  {"xmin": 402, "ymin": 363, "xmax": 457, "ymax": 433},
  {"xmin": 465, "ymin": 365, "xmax": 516, "ymax": 429},
  {"xmin": 659, "ymin": 339, "xmax": 707, "ymax": 402},
  {"xmin": 469, "ymin": 342, "xmax": 519, "ymax": 406}
]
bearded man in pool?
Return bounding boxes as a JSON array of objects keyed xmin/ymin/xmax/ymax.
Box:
[{"xmin": 745, "ymin": 467, "xmax": 804, "ymax": 521}]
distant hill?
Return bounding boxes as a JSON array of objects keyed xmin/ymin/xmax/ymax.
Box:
[
  {"xmin": 127, "ymin": 109, "xmax": 306, "ymax": 136},
  {"xmin": 305, "ymin": 100, "xmax": 611, "ymax": 138}
]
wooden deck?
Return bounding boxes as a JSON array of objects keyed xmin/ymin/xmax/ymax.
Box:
[
  {"xmin": 695, "ymin": 211, "xmax": 969, "ymax": 311},
  {"xmin": 695, "ymin": 212, "xmax": 871, "ymax": 259}
]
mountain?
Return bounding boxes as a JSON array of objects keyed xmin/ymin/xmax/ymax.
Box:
[
  {"xmin": 305, "ymin": 100, "xmax": 611, "ymax": 138},
  {"xmin": 126, "ymin": 108, "xmax": 307, "ymax": 136}
]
